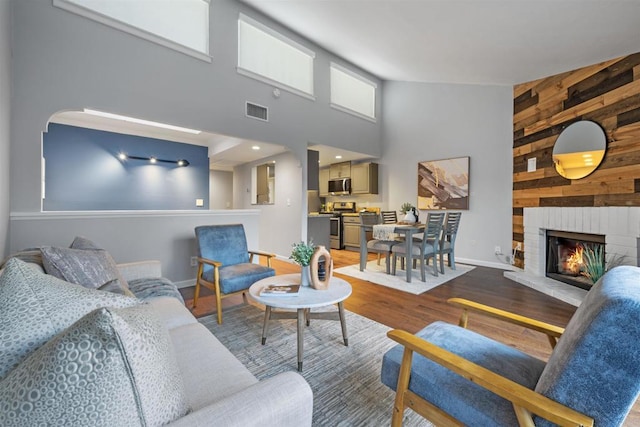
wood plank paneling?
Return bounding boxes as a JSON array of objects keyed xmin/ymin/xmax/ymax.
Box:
[{"xmin": 513, "ymin": 52, "xmax": 640, "ymax": 269}]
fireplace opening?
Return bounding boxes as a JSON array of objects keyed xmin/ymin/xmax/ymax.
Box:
[{"xmin": 546, "ymin": 230, "xmax": 605, "ymax": 290}]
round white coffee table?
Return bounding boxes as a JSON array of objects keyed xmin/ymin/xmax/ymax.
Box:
[{"xmin": 248, "ymin": 274, "xmax": 352, "ymax": 371}]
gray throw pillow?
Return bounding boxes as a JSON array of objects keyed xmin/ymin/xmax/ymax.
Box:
[
  {"xmin": 41, "ymin": 236, "xmax": 132, "ymax": 296},
  {"xmin": 0, "ymin": 304, "xmax": 190, "ymax": 426},
  {"xmin": 0, "ymin": 258, "xmax": 139, "ymax": 379}
]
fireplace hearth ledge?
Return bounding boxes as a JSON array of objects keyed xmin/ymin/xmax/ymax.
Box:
[{"xmin": 504, "ymin": 270, "xmax": 587, "ymax": 307}]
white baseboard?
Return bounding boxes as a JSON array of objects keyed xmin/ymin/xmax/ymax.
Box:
[
  {"xmin": 455, "ymin": 257, "xmax": 516, "ymax": 271},
  {"xmin": 173, "ymin": 256, "xmax": 514, "ymax": 289},
  {"xmin": 174, "ymin": 278, "xmax": 196, "ymax": 289}
]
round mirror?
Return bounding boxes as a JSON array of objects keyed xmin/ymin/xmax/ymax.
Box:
[{"xmin": 552, "ymin": 120, "xmax": 606, "ymax": 179}]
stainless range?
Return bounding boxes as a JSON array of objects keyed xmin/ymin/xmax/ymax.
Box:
[{"xmin": 324, "ymin": 202, "xmax": 356, "ymax": 250}]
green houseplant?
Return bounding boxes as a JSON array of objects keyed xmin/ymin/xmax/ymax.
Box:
[
  {"xmin": 400, "ymin": 202, "xmax": 414, "ymax": 215},
  {"xmin": 290, "ymin": 240, "xmax": 317, "ymax": 287},
  {"xmin": 581, "ymin": 244, "xmax": 627, "ymax": 284},
  {"xmin": 290, "ymin": 240, "xmax": 317, "ymax": 266}
]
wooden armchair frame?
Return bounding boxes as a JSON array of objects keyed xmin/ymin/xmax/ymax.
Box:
[
  {"xmin": 194, "ymin": 249, "xmax": 275, "ymax": 324},
  {"xmin": 387, "ymin": 298, "xmax": 593, "ymax": 427}
]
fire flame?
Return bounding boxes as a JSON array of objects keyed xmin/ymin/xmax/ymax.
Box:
[{"xmin": 564, "ymin": 246, "xmax": 584, "ymax": 275}]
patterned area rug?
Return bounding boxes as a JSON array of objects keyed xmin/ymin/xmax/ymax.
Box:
[
  {"xmin": 199, "ymin": 304, "xmax": 433, "ymax": 426},
  {"xmin": 334, "ymin": 260, "xmax": 475, "ymax": 295}
]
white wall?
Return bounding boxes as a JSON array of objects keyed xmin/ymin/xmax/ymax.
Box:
[
  {"xmin": 9, "ymin": 0, "xmax": 382, "ymax": 274},
  {"xmin": 10, "ymin": 0, "xmax": 382, "ymax": 214},
  {"xmin": 0, "ymin": 0, "xmax": 11, "ymax": 258},
  {"xmin": 10, "ymin": 210, "xmax": 262, "ymax": 284},
  {"xmin": 382, "ymin": 81, "xmax": 514, "ymax": 268},
  {"xmin": 235, "ymin": 150, "xmax": 302, "ymax": 258},
  {"xmin": 209, "ymin": 170, "xmax": 234, "ymax": 209}
]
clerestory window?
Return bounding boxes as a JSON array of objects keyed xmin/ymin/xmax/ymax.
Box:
[
  {"xmin": 330, "ymin": 62, "xmax": 377, "ymax": 122},
  {"xmin": 53, "ymin": 0, "xmax": 211, "ymax": 61},
  {"xmin": 237, "ymin": 13, "xmax": 315, "ymax": 99}
]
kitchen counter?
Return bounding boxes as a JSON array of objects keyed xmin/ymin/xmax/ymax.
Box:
[{"xmin": 307, "ymin": 214, "xmax": 331, "ymax": 249}]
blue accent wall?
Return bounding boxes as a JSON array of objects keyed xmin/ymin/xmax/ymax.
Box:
[{"xmin": 43, "ymin": 123, "xmax": 209, "ymax": 210}]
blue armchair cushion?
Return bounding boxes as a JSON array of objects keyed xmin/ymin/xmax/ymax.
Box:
[
  {"xmin": 534, "ymin": 265, "xmax": 640, "ymax": 427},
  {"xmin": 200, "ymin": 263, "xmax": 275, "ymax": 294},
  {"xmin": 195, "ymin": 224, "xmax": 250, "ymax": 267},
  {"xmin": 381, "ymin": 321, "xmax": 546, "ymax": 426},
  {"xmin": 195, "ymin": 224, "xmax": 275, "ymax": 294}
]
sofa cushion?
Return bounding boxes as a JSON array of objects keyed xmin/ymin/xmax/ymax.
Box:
[
  {"xmin": 0, "ymin": 258, "xmax": 139, "ymax": 379},
  {"xmin": 168, "ymin": 322, "xmax": 258, "ymax": 410},
  {"xmin": 0, "ymin": 304, "xmax": 190, "ymax": 426},
  {"xmin": 147, "ymin": 296, "xmax": 198, "ymax": 331},
  {"xmin": 41, "ymin": 236, "xmax": 132, "ymax": 296}
]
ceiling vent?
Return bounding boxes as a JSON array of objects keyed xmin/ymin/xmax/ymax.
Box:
[{"xmin": 245, "ymin": 102, "xmax": 268, "ymax": 122}]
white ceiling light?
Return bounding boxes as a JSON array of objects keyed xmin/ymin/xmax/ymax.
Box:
[{"xmin": 83, "ymin": 109, "xmax": 201, "ymax": 135}]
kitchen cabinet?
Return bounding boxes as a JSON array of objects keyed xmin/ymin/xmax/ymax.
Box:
[
  {"xmin": 319, "ymin": 168, "xmax": 330, "ymax": 197},
  {"xmin": 329, "ymin": 161, "xmax": 351, "ymax": 179},
  {"xmin": 342, "ymin": 216, "xmax": 360, "ymax": 249},
  {"xmin": 343, "ymin": 214, "xmax": 373, "ymax": 251},
  {"xmin": 351, "ymin": 162, "xmax": 378, "ymax": 194}
]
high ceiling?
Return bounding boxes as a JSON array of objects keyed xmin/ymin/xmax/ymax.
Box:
[
  {"xmin": 241, "ymin": 0, "xmax": 640, "ymax": 85},
  {"xmin": 53, "ymin": 2, "xmax": 640, "ymax": 169}
]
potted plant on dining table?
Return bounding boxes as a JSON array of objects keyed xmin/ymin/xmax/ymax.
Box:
[{"xmin": 400, "ymin": 202, "xmax": 419, "ymax": 224}]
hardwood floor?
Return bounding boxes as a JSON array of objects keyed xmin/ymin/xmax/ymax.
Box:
[{"xmin": 180, "ymin": 248, "xmax": 639, "ymax": 425}]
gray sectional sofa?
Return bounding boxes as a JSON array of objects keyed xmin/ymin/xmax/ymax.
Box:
[{"xmin": 0, "ymin": 252, "xmax": 313, "ymax": 426}]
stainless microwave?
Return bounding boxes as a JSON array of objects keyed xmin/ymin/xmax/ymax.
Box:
[{"xmin": 328, "ymin": 178, "xmax": 351, "ymax": 195}]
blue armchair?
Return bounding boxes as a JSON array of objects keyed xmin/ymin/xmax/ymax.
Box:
[
  {"xmin": 381, "ymin": 265, "xmax": 640, "ymax": 426},
  {"xmin": 194, "ymin": 224, "xmax": 275, "ymax": 324}
]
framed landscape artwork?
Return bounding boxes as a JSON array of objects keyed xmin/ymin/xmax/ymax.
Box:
[{"xmin": 417, "ymin": 156, "xmax": 469, "ymax": 210}]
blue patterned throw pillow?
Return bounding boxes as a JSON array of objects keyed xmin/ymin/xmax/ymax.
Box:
[
  {"xmin": 0, "ymin": 304, "xmax": 190, "ymax": 426},
  {"xmin": 0, "ymin": 258, "xmax": 139, "ymax": 379}
]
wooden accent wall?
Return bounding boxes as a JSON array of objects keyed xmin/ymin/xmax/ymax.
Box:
[{"xmin": 512, "ymin": 52, "xmax": 640, "ymax": 269}]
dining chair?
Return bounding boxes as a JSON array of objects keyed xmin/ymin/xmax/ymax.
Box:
[
  {"xmin": 439, "ymin": 212, "xmax": 462, "ymax": 274},
  {"xmin": 362, "ymin": 212, "xmax": 398, "ymax": 274},
  {"xmin": 194, "ymin": 224, "xmax": 275, "ymax": 324},
  {"xmin": 381, "ymin": 265, "xmax": 640, "ymax": 426},
  {"xmin": 373, "ymin": 210, "xmax": 400, "ymax": 265},
  {"xmin": 391, "ymin": 212, "xmax": 445, "ymax": 280},
  {"xmin": 381, "ymin": 211, "xmax": 398, "ymax": 224}
]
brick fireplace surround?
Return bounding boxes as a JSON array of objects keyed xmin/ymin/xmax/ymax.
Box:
[{"xmin": 505, "ymin": 207, "xmax": 639, "ymax": 306}]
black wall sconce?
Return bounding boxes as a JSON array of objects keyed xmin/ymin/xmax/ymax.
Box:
[{"xmin": 118, "ymin": 153, "xmax": 189, "ymax": 167}]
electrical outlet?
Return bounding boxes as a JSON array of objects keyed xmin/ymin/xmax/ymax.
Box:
[
  {"xmin": 515, "ymin": 242, "xmax": 522, "ymax": 251},
  {"xmin": 494, "ymin": 246, "xmax": 502, "ymax": 255},
  {"xmin": 190, "ymin": 256, "xmax": 198, "ymax": 267}
]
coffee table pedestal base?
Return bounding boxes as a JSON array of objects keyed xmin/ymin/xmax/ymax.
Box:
[{"xmin": 261, "ymin": 303, "xmax": 349, "ymax": 371}]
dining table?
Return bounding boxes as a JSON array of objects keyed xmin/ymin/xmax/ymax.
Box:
[{"xmin": 359, "ymin": 222, "xmax": 426, "ymax": 283}]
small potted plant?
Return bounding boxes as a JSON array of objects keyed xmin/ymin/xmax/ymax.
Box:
[
  {"xmin": 400, "ymin": 202, "xmax": 419, "ymax": 224},
  {"xmin": 400, "ymin": 202, "xmax": 414, "ymax": 215},
  {"xmin": 290, "ymin": 240, "xmax": 316, "ymax": 286}
]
